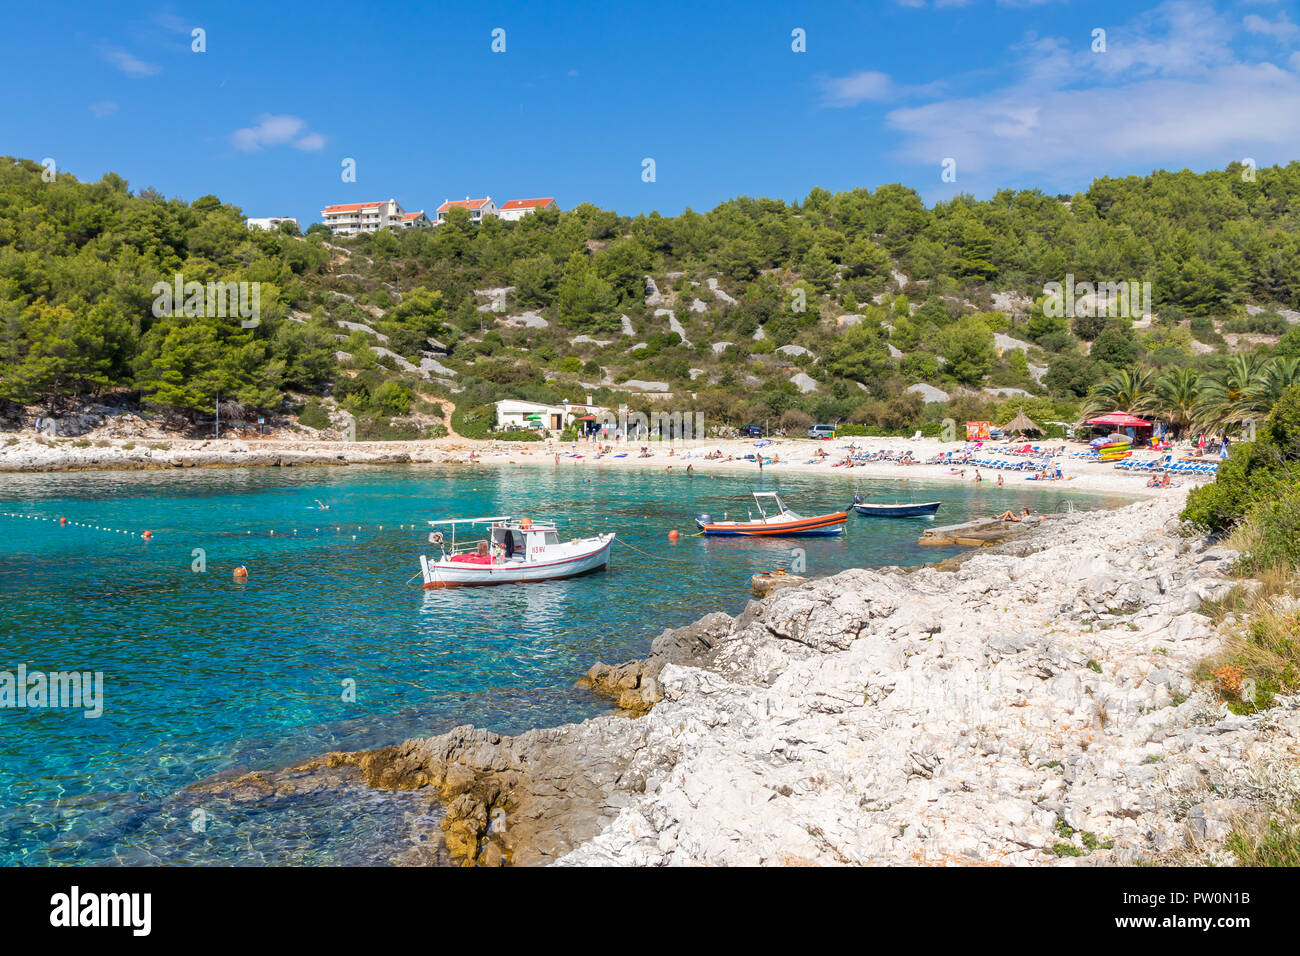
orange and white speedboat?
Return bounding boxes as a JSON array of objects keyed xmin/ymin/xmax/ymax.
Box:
[
  {"xmin": 695, "ymin": 492, "xmax": 847, "ymax": 537},
  {"xmin": 419, "ymin": 516, "xmax": 614, "ymax": 588}
]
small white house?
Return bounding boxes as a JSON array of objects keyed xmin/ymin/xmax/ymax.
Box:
[
  {"xmin": 436, "ymin": 197, "xmax": 499, "ymax": 224},
  {"xmin": 499, "ymin": 197, "xmax": 558, "ymax": 221},
  {"xmin": 246, "ymin": 216, "xmax": 300, "ymax": 231},
  {"xmin": 398, "ymin": 210, "xmax": 432, "ymax": 228}
]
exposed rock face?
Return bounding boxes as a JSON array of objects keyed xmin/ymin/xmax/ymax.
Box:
[
  {"xmin": 907, "ymin": 382, "xmax": 950, "ymax": 403},
  {"xmin": 790, "ymin": 372, "xmax": 818, "ymax": 394},
  {"xmin": 188, "ymin": 498, "xmax": 1299, "ymax": 867},
  {"xmin": 706, "ymin": 278, "xmax": 737, "ymax": 305}
]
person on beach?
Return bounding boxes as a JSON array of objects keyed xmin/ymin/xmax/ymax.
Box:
[
  {"xmin": 974, "ymin": 469, "xmax": 983, "ymax": 482},
  {"xmin": 995, "ymin": 510, "xmax": 1021, "ymax": 522},
  {"xmin": 996, "ymin": 474, "xmax": 1004, "ymax": 488}
]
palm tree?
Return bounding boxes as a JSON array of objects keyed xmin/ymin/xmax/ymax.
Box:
[
  {"xmin": 1143, "ymin": 366, "xmax": 1200, "ymax": 437},
  {"xmin": 1193, "ymin": 353, "xmax": 1274, "ymax": 433},
  {"xmin": 1261, "ymin": 355, "xmax": 1300, "ymax": 406},
  {"xmin": 1082, "ymin": 367, "xmax": 1157, "ymax": 419}
]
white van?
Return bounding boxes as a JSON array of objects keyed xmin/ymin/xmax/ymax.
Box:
[{"xmin": 807, "ymin": 424, "xmax": 836, "ymax": 440}]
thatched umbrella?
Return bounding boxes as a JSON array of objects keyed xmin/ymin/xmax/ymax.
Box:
[{"xmin": 1004, "ymin": 409, "xmax": 1042, "ymax": 435}]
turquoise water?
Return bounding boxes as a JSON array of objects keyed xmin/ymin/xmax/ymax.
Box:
[{"xmin": 0, "ymin": 463, "xmax": 1126, "ymax": 865}]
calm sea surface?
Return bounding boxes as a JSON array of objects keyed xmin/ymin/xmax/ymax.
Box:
[{"xmin": 0, "ymin": 462, "xmax": 1126, "ymax": 864}]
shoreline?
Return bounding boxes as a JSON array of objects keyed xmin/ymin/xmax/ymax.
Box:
[
  {"xmin": 184, "ymin": 490, "xmax": 1300, "ymax": 867},
  {"xmin": 0, "ymin": 431, "xmax": 1193, "ymax": 501}
]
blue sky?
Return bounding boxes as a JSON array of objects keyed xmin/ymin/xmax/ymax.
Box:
[{"xmin": 4, "ymin": 0, "xmax": 1300, "ymax": 225}]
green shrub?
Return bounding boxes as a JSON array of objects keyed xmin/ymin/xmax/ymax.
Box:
[
  {"xmin": 451, "ymin": 403, "xmax": 496, "ymax": 439},
  {"xmin": 1183, "ymin": 386, "xmax": 1300, "ymax": 533},
  {"xmin": 494, "ymin": 429, "xmax": 543, "ymax": 442},
  {"xmin": 371, "ymin": 381, "xmax": 414, "ymax": 416},
  {"xmin": 298, "ymin": 400, "xmax": 332, "ymax": 431},
  {"xmin": 1233, "ymin": 488, "xmax": 1300, "ymax": 574}
]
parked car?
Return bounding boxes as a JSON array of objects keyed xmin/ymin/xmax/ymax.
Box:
[
  {"xmin": 807, "ymin": 424, "xmax": 836, "ymax": 440},
  {"xmin": 741, "ymin": 424, "xmax": 763, "ymax": 438}
]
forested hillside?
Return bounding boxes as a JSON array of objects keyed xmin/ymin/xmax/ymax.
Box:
[{"xmin": 4, "ymin": 154, "xmax": 1300, "ymax": 439}]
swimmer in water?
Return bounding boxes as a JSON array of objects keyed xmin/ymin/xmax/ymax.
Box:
[{"xmin": 313, "ymin": 499, "xmax": 330, "ymax": 510}]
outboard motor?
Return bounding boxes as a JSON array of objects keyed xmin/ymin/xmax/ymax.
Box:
[
  {"xmin": 852, "ymin": 494, "xmax": 863, "ymax": 505},
  {"xmin": 696, "ymin": 513, "xmax": 713, "ymax": 528}
]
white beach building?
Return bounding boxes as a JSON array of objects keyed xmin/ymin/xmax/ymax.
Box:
[{"xmin": 494, "ymin": 398, "xmax": 607, "ymax": 434}]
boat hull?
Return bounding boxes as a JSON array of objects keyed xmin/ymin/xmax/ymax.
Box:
[
  {"xmin": 695, "ymin": 512, "xmax": 847, "ymax": 536},
  {"xmin": 420, "ymin": 535, "xmax": 614, "ymax": 588},
  {"xmin": 852, "ymin": 501, "xmax": 942, "ymax": 518}
]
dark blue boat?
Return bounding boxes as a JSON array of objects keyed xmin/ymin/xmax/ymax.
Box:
[{"xmin": 851, "ymin": 496, "xmax": 941, "ymax": 518}]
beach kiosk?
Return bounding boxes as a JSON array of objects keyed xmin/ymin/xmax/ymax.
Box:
[{"xmin": 1084, "ymin": 411, "xmax": 1153, "ymax": 461}]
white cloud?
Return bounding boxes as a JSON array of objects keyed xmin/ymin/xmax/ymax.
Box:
[
  {"xmin": 90, "ymin": 101, "xmax": 118, "ymax": 119},
  {"xmin": 852, "ymin": 1, "xmax": 1300, "ymax": 192},
  {"xmin": 231, "ymin": 115, "xmax": 326, "ymax": 152},
  {"xmin": 1244, "ymin": 12, "xmax": 1300, "ymax": 38},
  {"xmin": 101, "ymin": 47, "xmax": 159, "ymax": 77},
  {"xmin": 819, "ymin": 70, "xmax": 895, "ymax": 106}
]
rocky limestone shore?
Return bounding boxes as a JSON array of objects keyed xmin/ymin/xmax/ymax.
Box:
[
  {"xmin": 192, "ymin": 496, "xmax": 1300, "ymax": 865},
  {"xmin": 0, "ymin": 435, "xmax": 462, "ymax": 472}
]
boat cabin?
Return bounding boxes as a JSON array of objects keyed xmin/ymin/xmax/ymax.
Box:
[
  {"xmin": 428, "ymin": 515, "xmax": 562, "ymax": 565},
  {"xmin": 486, "ymin": 520, "xmax": 559, "ymax": 562}
]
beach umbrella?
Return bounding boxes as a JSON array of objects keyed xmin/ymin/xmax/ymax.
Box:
[
  {"xmin": 1085, "ymin": 411, "xmax": 1151, "ymax": 427},
  {"xmin": 1003, "ymin": 410, "xmax": 1041, "ymax": 435}
]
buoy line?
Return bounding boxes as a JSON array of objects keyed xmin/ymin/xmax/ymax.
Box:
[{"xmin": 0, "ymin": 512, "xmax": 152, "ymax": 538}]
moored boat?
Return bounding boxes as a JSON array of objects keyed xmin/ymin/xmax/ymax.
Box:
[
  {"xmin": 851, "ymin": 496, "xmax": 942, "ymax": 518},
  {"xmin": 695, "ymin": 492, "xmax": 846, "ymax": 536},
  {"xmin": 419, "ymin": 516, "xmax": 614, "ymax": 588}
]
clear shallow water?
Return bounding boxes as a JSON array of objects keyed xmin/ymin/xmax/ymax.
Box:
[{"xmin": 0, "ymin": 463, "xmax": 1126, "ymax": 865}]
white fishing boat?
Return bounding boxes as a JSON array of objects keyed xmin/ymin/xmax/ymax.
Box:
[{"xmin": 418, "ymin": 516, "xmax": 614, "ymax": 588}]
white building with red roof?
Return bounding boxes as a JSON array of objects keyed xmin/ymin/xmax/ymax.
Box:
[
  {"xmin": 400, "ymin": 210, "xmax": 432, "ymax": 228},
  {"xmin": 320, "ymin": 198, "xmax": 428, "ymax": 235},
  {"xmin": 499, "ymin": 197, "xmax": 558, "ymax": 221},
  {"xmin": 435, "ymin": 196, "xmax": 499, "ymax": 224}
]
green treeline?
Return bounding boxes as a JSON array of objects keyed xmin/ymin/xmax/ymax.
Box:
[{"xmin": 4, "ymin": 154, "xmax": 1300, "ymax": 431}]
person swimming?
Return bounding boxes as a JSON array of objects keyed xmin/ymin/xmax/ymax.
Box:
[{"xmin": 311, "ymin": 499, "xmax": 330, "ymax": 510}]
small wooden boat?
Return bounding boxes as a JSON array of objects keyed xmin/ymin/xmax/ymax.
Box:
[
  {"xmin": 695, "ymin": 492, "xmax": 846, "ymax": 536},
  {"xmin": 419, "ymin": 516, "xmax": 614, "ymax": 588},
  {"xmin": 851, "ymin": 495, "xmax": 942, "ymax": 518}
]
